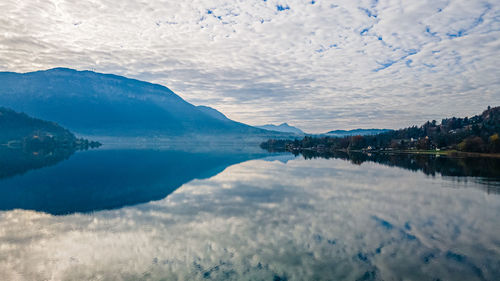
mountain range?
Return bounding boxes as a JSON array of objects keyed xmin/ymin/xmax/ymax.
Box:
[
  {"xmin": 0, "ymin": 68, "xmax": 395, "ymax": 140},
  {"xmin": 0, "ymin": 68, "xmax": 277, "ymax": 137}
]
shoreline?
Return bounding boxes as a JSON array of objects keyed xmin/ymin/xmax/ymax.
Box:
[{"xmin": 334, "ymin": 149, "xmax": 500, "ymax": 158}]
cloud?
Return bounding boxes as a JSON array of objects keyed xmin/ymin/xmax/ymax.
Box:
[{"xmin": 0, "ymin": 0, "xmax": 499, "ymax": 132}]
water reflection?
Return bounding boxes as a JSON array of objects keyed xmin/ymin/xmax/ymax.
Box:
[
  {"xmin": 0, "ymin": 149, "xmax": 269, "ymax": 215},
  {"xmin": 297, "ymin": 150, "xmax": 500, "ymax": 194},
  {"xmin": 0, "ymin": 146, "xmax": 74, "ymax": 180},
  {"xmin": 0, "ymin": 150, "xmax": 499, "ymax": 280}
]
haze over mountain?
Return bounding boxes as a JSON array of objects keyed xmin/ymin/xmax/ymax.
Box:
[
  {"xmin": 0, "ymin": 68, "xmax": 276, "ymax": 137},
  {"xmin": 256, "ymin": 123, "xmax": 305, "ymax": 135},
  {"xmin": 325, "ymin": 129, "xmax": 392, "ymax": 137}
]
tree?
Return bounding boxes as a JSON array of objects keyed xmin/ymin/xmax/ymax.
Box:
[
  {"xmin": 416, "ymin": 138, "xmax": 430, "ymax": 150},
  {"xmin": 458, "ymin": 136, "xmax": 485, "ymax": 153},
  {"xmin": 489, "ymin": 133, "xmax": 500, "ymax": 153},
  {"xmin": 349, "ymin": 135, "xmax": 365, "ymax": 150}
]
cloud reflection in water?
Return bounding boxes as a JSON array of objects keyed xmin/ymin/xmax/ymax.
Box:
[{"xmin": 0, "ymin": 157, "xmax": 499, "ymax": 280}]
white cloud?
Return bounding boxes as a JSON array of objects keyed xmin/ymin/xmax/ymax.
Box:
[{"xmin": 1, "ymin": 0, "xmax": 499, "ymax": 132}]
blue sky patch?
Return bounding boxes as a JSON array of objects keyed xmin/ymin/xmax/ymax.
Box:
[{"xmin": 276, "ymin": 5, "xmax": 290, "ymax": 12}]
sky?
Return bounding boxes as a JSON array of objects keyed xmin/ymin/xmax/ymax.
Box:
[{"xmin": 1, "ymin": 0, "xmax": 500, "ymax": 133}]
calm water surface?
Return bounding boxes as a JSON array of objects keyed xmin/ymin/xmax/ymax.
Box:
[{"xmin": 0, "ymin": 147, "xmax": 499, "ymax": 281}]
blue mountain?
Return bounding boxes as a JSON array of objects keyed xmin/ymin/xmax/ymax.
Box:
[
  {"xmin": 256, "ymin": 123, "xmax": 305, "ymax": 135},
  {"xmin": 196, "ymin": 105, "xmax": 231, "ymax": 121},
  {"xmin": 0, "ymin": 68, "xmax": 273, "ymax": 136}
]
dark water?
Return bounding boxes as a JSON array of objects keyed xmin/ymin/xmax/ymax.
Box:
[
  {"xmin": 0, "ymin": 148, "xmax": 269, "ymax": 214},
  {"xmin": 0, "ymin": 147, "xmax": 499, "ymax": 280}
]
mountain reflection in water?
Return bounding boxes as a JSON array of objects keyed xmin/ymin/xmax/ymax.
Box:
[
  {"xmin": 0, "ymin": 148, "xmax": 270, "ymax": 215},
  {"xmin": 0, "ymin": 148, "xmax": 499, "ymax": 280},
  {"xmin": 0, "ymin": 146, "xmax": 74, "ymax": 180}
]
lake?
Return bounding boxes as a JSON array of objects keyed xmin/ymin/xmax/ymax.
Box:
[{"xmin": 0, "ymin": 147, "xmax": 499, "ymax": 280}]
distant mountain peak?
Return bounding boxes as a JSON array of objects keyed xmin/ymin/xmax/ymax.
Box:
[{"xmin": 256, "ymin": 123, "xmax": 305, "ymax": 134}]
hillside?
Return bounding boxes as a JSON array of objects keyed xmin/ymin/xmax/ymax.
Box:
[
  {"xmin": 196, "ymin": 105, "xmax": 231, "ymax": 121},
  {"xmin": 0, "ymin": 107, "xmax": 99, "ymax": 151},
  {"xmin": 0, "ymin": 68, "xmax": 273, "ymax": 136}
]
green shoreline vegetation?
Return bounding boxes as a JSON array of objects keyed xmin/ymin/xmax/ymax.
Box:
[{"xmin": 261, "ymin": 106, "xmax": 500, "ymax": 157}]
